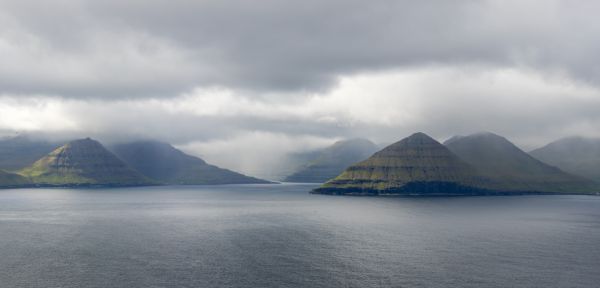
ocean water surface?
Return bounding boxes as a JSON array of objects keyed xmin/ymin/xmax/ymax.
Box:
[{"xmin": 0, "ymin": 183, "xmax": 599, "ymax": 288}]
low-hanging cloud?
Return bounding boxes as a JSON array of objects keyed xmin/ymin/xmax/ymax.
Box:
[{"xmin": 2, "ymin": 67, "xmax": 599, "ymax": 177}]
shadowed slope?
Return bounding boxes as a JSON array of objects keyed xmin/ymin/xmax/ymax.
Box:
[
  {"xmin": 445, "ymin": 132, "xmax": 598, "ymax": 193},
  {"xmin": 284, "ymin": 138, "xmax": 378, "ymax": 183},
  {"xmin": 0, "ymin": 170, "xmax": 30, "ymax": 187},
  {"xmin": 530, "ymin": 137, "xmax": 600, "ymax": 183},
  {"xmin": 0, "ymin": 135, "xmax": 61, "ymax": 171},
  {"xmin": 111, "ymin": 141, "xmax": 272, "ymax": 185}
]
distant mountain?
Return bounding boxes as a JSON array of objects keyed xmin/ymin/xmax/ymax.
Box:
[
  {"xmin": 0, "ymin": 170, "xmax": 30, "ymax": 187},
  {"xmin": 110, "ymin": 140, "xmax": 271, "ymax": 185},
  {"xmin": 314, "ymin": 133, "xmax": 490, "ymax": 195},
  {"xmin": 19, "ymin": 138, "xmax": 153, "ymax": 187},
  {"xmin": 445, "ymin": 132, "xmax": 597, "ymax": 193},
  {"xmin": 284, "ymin": 138, "xmax": 378, "ymax": 183},
  {"xmin": 530, "ymin": 137, "xmax": 600, "ymax": 183},
  {"xmin": 0, "ymin": 135, "xmax": 61, "ymax": 171}
]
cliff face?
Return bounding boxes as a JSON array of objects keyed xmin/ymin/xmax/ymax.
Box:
[
  {"xmin": 19, "ymin": 138, "xmax": 153, "ymax": 186},
  {"xmin": 314, "ymin": 133, "xmax": 490, "ymax": 195},
  {"xmin": 284, "ymin": 138, "xmax": 378, "ymax": 183}
]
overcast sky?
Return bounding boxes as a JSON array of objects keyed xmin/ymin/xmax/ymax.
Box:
[{"xmin": 1, "ymin": 0, "xmax": 599, "ymax": 178}]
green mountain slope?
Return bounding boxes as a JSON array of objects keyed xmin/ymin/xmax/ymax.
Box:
[
  {"xmin": 110, "ymin": 140, "xmax": 272, "ymax": 185},
  {"xmin": 284, "ymin": 138, "xmax": 378, "ymax": 183},
  {"xmin": 0, "ymin": 135, "xmax": 61, "ymax": 171},
  {"xmin": 19, "ymin": 138, "xmax": 154, "ymax": 187},
  {"xmin": 314, "ymin": 133, "xmax": 491, "ymax": 195},
  {"xmin": 530, "ymin": 137, "xmax": 600, "ymax": 183},
  {"xmin": 445, "ymin": 132, "xmax": 598, "ymax": 193},
  {"xmin": 0, "ymin": 170, "xmax": 30, "ymax": 187}
]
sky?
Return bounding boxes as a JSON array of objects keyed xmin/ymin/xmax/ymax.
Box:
[{"xmin": 1, "ymin": 0, "xmax": 600, "ymax": 178}]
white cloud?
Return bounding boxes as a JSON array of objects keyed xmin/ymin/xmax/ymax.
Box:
[
  {"xmin": 1, "ymin": 66, "xmax": 599, "ymax": 176},
  {"xmin": 0, "ymin": 96, "xmax": 78, "ymax": 133}
]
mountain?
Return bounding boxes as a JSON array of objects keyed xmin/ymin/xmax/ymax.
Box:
[
  {"xmin": 530, "ymin": 137, "xmax": 600, "ymax": 183},
  {"xmin": 110, "ymin": 140, "xmax": 271, "ymax": 185},
  {"xmin": 0, "ymin": 170, "xmax": 30, "ymax": 187},
  {"xmin": 19, "ymin": 138, "xmax": 154, "ymax": 186},
  {"xmin": 444, "ymin": 132, "xmax": 598, "ymax": 193},
  {"xmin": 284, "ymin": 138, "xmax": 378, "ymax": 183},
  {"xmin": 0, "ymin": 135, "xmax": 61, "ymax": 171},
  {"xmin": 313, "ymin": 132, "xmax": 491, "ymax": 195}
]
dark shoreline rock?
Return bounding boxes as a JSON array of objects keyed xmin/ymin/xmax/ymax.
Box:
[{"xmin": 312, "ymin": 181, "xmax": 600, "ymax": 196}]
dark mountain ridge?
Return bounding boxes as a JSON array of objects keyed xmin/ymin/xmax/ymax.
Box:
[
  {"xmin": 110, "ymin": 140, "xmax": 272, "ymax": 185},
  {"xmin": 315, "ymin": 132, "xmax": 600, "ymax": 196},
  {"xmin": 444, "ymin": 132, "xmax": 597, "ymax": 193},
  {"xmin": 530, "ymin": 136, "xmax": 600, "ymax": 183}
]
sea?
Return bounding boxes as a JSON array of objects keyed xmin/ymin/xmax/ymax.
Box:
[{"xmin": 0, "ymin": 183, "xmax": 599, "ymax": 288}]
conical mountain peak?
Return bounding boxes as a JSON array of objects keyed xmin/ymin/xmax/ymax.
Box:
[
  {"xmin": 373, "ymin": 132, "xmax": 447, "ymax": 158},
  {"xmin": 405, "ymin": 132, "xmax": 437, "ymax": 142},
  {"xmin": 314, "ymin": 131, "xmax": 600, "ymax": 195},
  {"xmin": 444, "ymin": 132, "xmax": 519, "ymax": 152},
  {"xmin": 63, "ymin": 137, "xmax": 104, "ymax": 149},
  {"xmin": 314, "ymin": 132, "xmax": 488, "ymax": 195},
  {"xmin": 386, "ymin": 132, "xmax": 438, "ymax": 147},
  {"xmin": 444, "ymin": 132, "xmax": 507, "ymax": 146},
  {"xmin": 19, "ymin": 138, "xmax": 153, "ymax": 186},
  {"xmin": 464, "ymin": 132, "xmax": 512, "ymax": 143},
  {"xmin": 470, "ymin": 131, "xmax": 503, "ymax": 137}
]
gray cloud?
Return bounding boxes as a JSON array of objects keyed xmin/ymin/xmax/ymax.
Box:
[
  {"xmin": 1, "ymin": 0, "xmax": 600, "ymax": 178},
  {"xmin": 2, "ymin": 67, "xmax": 599, "ymax": 146},
  {"xmin": 1, "ymin": 0, "xmax": 600, "ymax": 97}
]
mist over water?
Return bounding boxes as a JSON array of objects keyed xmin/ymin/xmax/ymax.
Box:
[{"xmin": 0, "ymin": 184, "xmax": 599, "ymax": 288}]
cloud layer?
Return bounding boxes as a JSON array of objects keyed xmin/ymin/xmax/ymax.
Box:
[
  {"xmin": 1, "ymin": 0, "xmax": 599, "ymax": 178},
  {"xmin": 2, "ymin": 67, "xmax": 599, "ymax": 177},
  {"xmin": 2, "ymin": 0, "xmax": 600, "ymax": 97}
]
